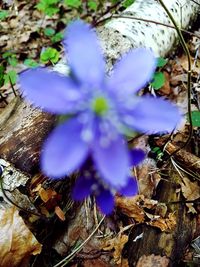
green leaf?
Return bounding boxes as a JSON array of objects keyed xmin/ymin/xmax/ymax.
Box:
[
  {"xmin": 88, "ymin": 1, "xmax": 97, "ymax": 11},
  {"xmin": 151, "ymin": 72, "xmax": 165, "ymax": 90},
  {"xmin": 36, "ymin": 0, "xmax": 60, "ymax": 16},
  {"xmin": 157, "ymin": 57, "xmax": 168, "ymax": 68},
  {"xmin": 51, "ymin": 32, "xmax": 63, "ymax": 43},
  {"xmin": 122, "ymin": 0, "xmax": 135, "ymax": 8},
  {"xmin": 189, "ymin": 111, "xmax": 200, "ymax": 127},
  {"xmin": 44, "ymin": 27, "xmax": 55, "ymax": 36},
  {"xmin": 3, "ymin": 70, "xmax": 17, "ymax": 85},
  {"xmin": 8, "ymin": 57, "xmax": 18, "ymax": 67},
  {"xmin": 24, "ymin": 59, "xmax": 39, "ymax": 68},
  {"xmin": 0, "ymin": 65, "xmax": 5, "ymax": 87},
  {"xmin": 40, "ymin": 47, "xmax": 60, "ymax": 64},
  {"xmin": 2, "ymin": 51, "xmax": 13, "ymax": 59},
  {"xmin": 0, "ymin": 10, "xmax": 9, "ymax": 20},
  {"xmin": 64, "ymin": 0, "xmax": 81, "ymax": 8}
]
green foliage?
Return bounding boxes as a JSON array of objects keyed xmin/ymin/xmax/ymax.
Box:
[
  {"xmin": 122, "ymin": 0, "xmax": 135, "ymax": 8},
  {"xmin": 44, "ymin": 27, "xmax": 56, "ymax": 37},
  {"xmin": 36, "ymin": 0, "xmax": 60, "ymax": 16},
  {"xmin": 88, "ymin": 1, "xmax": 98, "ymax": 11},
  {"xmin": 3, "ymin": 52, "xmax": 18, "ymax": 67},
  {"xmin": 157, "ymin": 57, "xmax": 168, "ymax": 67},
  {"xmin": 24, "ymin": 59, "xmax": 39, "ymax": 68},
  {"xmin": 151, "ymin": 72, "xmax": 165, "ymax": 90},
  {"xmin": 40, "ymin": 47, "xmax": 60, "ymax": 64},
  {"xmin": 64, "ymin": 0, "xmax": 81, "ymax": 8},
  {"xmin": 151, "ymin": 146, "xmax": 164, "ymax": 161},
  {"xmin": 51, "ymin": 32, "xmax": 63, "ymax": 43},
  {"xmin": 150, "ymin": 57, "xmax": 168, "ymax": 90},
  {"xmin": 3, "ymin": 70, "xmax": 18, "ymax": 85},
  {"xmin": 0, "ymin": 10, "xmax": 9, "ymax": 20},
  {"xmin": 0, "ymin": 65, "xmax": 5, "ymax": 87},
  {"xmin": 190, "ymin": 111, "xmax": 200, "ymax": 127}
]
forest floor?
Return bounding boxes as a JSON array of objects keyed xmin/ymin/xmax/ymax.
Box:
[{"xmin": 0, "ymin": 1, "xmax": 200, "ymax": 267}]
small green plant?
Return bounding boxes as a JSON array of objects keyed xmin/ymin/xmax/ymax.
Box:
[
  {"xmin": 36, "ymin": 0, "xmax": 60, "ymax": 16},
  {"xmin": 2, "ymin": 52, "xmax": 18, "ymax": 67},
  {"xmin": 64, "ymin": 0, "xmax": 81, "ymax": 8},
  {"xmin": 43, "ymin": 27, "xmax": 63, "ymax": 43},
  {"xmin": 88, "ymin": 1, "xmax": 98, "ymax": 11},
  {"xmin": 0, "ymin": 52, "xmax": 18, "ymax": 88},
  {"xmin": 51, "ymin": 32, "xmax": 63, "ymax": 43},
  {"xmin": 43, "ymin": 27, "xmax": 56, "ymax": 37},
  {"xmin": 151, "ymin": 57, "xmax": 167, "ymax": 90},
  {"xmin": 122, "ymin": 0, "xmax": 135, "ymax": 8},
  {"xmin": 3, "ymin": 70, "xmax": 18, "ymax": 85},
  {"xmin": 0, "ymin": 10, "xmax": 9, "ymax": 20},
  {"xmin": 24, "ymin": 59, "xmax": 39, "ymax": 68},
  {"xmin": 40, "ymin": 47, "xmax": 60, "ymax": 64},
  {"xmin": 0, "ymin": 65, "xmax": 5, "ymax": 87},
  {"xmin": 189, "ymin": 111, "xmax": 200, "ymax": 127}
]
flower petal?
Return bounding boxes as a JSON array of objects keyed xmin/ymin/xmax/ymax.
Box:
[
  {"xmin": 19, "ymin": 68, "xmax": 81, "ymax": 114},
  {"xmin": 92, "ymin": 133, "xmax": 130, "ymax": 187},
  {"xmin": 96, "ymin": 189, "xmax": 114, "ymax": 214},
  {"xmin": 109, "ymin": 48, "xmax": 156, "ymax": 95},
  {"xmin": 41, "ymin": 118, "xmax": 89, "ymax": 178},
  {"xmin": 64, "ymin": 20, "xmax": 105, "ymax": 86},
  {"xmin": 72, "ymin": 176, "xmax": 94, "ymax": 201},
  {"xmin": 130, "ymin": 149, "xmax": 146, "ymax": 166},
  {"xmin": 124, "ymin": 96, "xmax": 182, "ymax": 133},
  {"xmin": 119, "ymin": 177, "xmax": 138, "ymax": 197}
]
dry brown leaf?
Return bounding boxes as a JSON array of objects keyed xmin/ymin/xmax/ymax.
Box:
[
  {"xmin": 179, "ymin": 54, "xmax": 200, "ymax": 75},
  {"xmin": 103, "ymin": 233, "xmax": 128, "ymax": 265},
  {"xmin": 149, "ymin": 212, "xmax": 176, "ymax": 232},
  {"xmin": 136, "ymin": 254, "xmax": 169, "ymax": 267},
  {"xmin": 136, "ymin": 158, "xmax": 161, "ymax": 198},
  {"xmin": 115, "ymin": 196, "xmax": 145, "ymax": 223},
  {"xmin": 0, "ymin": 206, "xmax": 42, "ymax": 267},
  {"xmin": 82, "ymin": 259, "xmax": 112, "ymax": 267},
  {"xmin": 39, "ymin": 187, "xmax": 57, "ymax": 203},
  {"xmin": 55, "ymin": 206, "xmax": 65, "ymax": 221},
  {"xmin": 181, "ymin": 176, "xmax": 200, "ymax": 214},
  {"xmin": 181, "ymin": 176, "xmax": 200, "ymax": 201},
  {"xmin": 159, "ymin": 71, "xmax": 172, "ymax": 95}
]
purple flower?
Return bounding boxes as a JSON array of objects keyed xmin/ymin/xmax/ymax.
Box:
[
  {"xmin": 72, "ymin": 153, "xmax": 142, "ymax": 214},
  {"xmin": 19, "ymin": 20, "xmax": 181, "ymax": 189}
]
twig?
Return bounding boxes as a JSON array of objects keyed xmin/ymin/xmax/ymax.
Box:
[
  {"xmin": 111, "ymin": 15, "xmax": 200, "ymax": 40},
  {"xmin": 190, "ymin": 0, "xmax": 200, "ymax": 6},
  {"xmin": 93, "ymin": 1, "xmax": 123, "ymax": 27}
]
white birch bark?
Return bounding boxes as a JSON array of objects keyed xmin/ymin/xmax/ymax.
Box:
[
  {"xmin": 102, "ymin": 0, "xmax": 200, "ymax": 57},
  {"xmin": 55, "ymin": 0, "xmax": 200, "ymax": 75}
]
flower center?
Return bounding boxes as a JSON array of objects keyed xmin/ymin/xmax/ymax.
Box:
[{"xmin": 92, "ymin": 96, "xmax": 109, "ymax": 116}]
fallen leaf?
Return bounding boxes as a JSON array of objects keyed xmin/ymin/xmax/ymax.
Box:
[
  {"xmin": 181, "ymin": 176, "xmax": 200, "ymax": 214},
  {"xmin": 39, "ymin": 187, "xmax": 57, "ymax": 203},
  {"xmin": 115, "ymin": 196, "xmax": 145, "ymax": 223},
  {"xmin": 55, "ymin": 206, "xmax": 65, "ymax": 221},
  {"xmin": 149, "ymin": 212, "xmax": 176, "ymax": 232},
  {"xmin": 0, "ymin": 206, "xmax": 42, "ymax": 267},
  {"xmin": 103, "ymin": 232, "xmax": 128, "ymax": 265},
  {"xmin": 181, "ymin": 176, "xmax": 200, "ymax": 201},
  {"xmin": 82, "ymin": 259, "xmax": 111, "ymax": 267},
  {"xmin": 136, "ymin": 254, "xmax": 169, "ymax": 267},
  {"xmin": 159, "ymin": 71, "xmax": 172, "ymax": 95}
]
